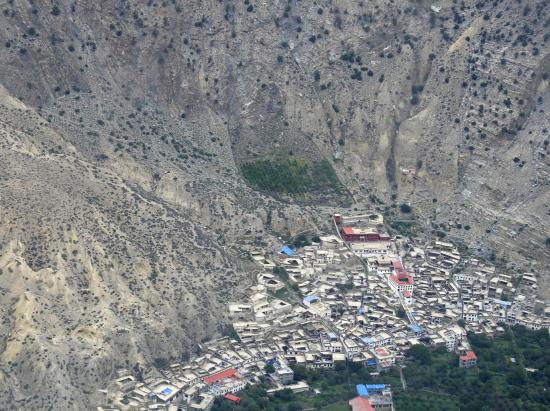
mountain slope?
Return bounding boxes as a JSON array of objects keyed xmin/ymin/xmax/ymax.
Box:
[{"xmin": 0, "ymin": 0, "xmax": 548, "ymax": 409}]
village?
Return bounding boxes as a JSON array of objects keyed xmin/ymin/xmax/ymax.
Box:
[{"xmin": 97, "ymin": 213, "xmax": 550, "ymax": 411}]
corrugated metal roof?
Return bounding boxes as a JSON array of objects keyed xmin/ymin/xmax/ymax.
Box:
[
  {"xmin": 303, "ymin": 295, "xmax": 319, "ymax": 304},
  {"xmin": 365, "ymin": 384, "xmax": 386, "ymax": 390},
  {"xmin": 356, "ymin": 384, "xmax": 369, "ymax": 397},
  {"xmin": 203, "ymin": 368, "xmax": 237, "ymax": 384},
  {"xmin": 281, "ymin": 246, "xmax": 295, "ymax": 256}
]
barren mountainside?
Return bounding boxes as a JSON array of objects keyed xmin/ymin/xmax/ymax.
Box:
[{"xmin": 0, "ymin": 0, "xmax": 548, "ymax": 409}]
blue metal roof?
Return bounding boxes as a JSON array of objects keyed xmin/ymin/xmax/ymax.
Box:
[
  {"xmin": 366, "ymin": 384, "xmax": 385, "ymax": 391},
  {"xmin": 303, "ymin": 295, "xmax": 319, "ymax": 304},
  {"xmin": 408, "ymin": 324, "xmax": 423, "ymax": 333},
  {"xmin": 493, "ymin": 299, "xmax": 512, "ymax": 307},
  {"xmin": 366, "ymin": 359, "xmax": 377, "ymax": 366},
  {"xmin": 281, "ymin": 246, "xmax": 295, "ymax": 256},
  {"xmin": 356, "ymin": 384, "xmax": 369, "ymax": 397},
  {"xmin": 160, "ymin": 388, "xmax": 173, "ymax": 396}
]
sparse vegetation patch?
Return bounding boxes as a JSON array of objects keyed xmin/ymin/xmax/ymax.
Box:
[{"xmin": 240, "ymin": 157, "xmax": 347, "ymax": 203}]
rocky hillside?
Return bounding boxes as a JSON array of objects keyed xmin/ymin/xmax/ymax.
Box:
[{"xmin": 0, "ymin": 0, "xmax": 548, "ymax": 409}]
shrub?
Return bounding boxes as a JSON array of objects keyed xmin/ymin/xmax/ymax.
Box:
[
  {"xmin": 400, "ymin": 203, "xmax": 412, "ymax": 213},
  {"xmin": 221, "ymin": 324, "xmax": 241, "ymax": 342},
  {"xmin": 153, "ymin": 357, "xmax": 169, "ymax": 369},
  {"xmin": 293, "ymin": 234, "xmax": 311, "ymax": 249},
  {"xmin": 273, "ymin": 266, "xmax": 289, "ymax": 281},
  {"xmin": 240, "ymin": 158, "xmax": 342, "ymax": 195}
]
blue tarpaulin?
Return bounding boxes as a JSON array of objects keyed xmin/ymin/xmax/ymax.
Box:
[
  {"xmin": 281, "ymin": 246, "xmax": 295, "ymax": 256},
  {"xmin": 160, "ymin": 388, "xmax": 173, "ymax": 396}
]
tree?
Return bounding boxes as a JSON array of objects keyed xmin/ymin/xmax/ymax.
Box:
[
  {"xmin": 293, "ymin": 234, "xmax": 311, "ymax": 248},
  {"xmin": 264, "ymin": 363, "xmax": 275, "ymax": 374},
  {"xmin": 221, "ymin": 324, "xmax": 241, "ymax": 342},
  {"xmin": 274, "ymin": 388, "xmax": 294, "ymax": 401},
  {"xmin": 507, "ymin": 366, "xmax": 527, "ymax": 386},
  {"xmin": 400, "ymin": 203, "xmax": 412, "ymax": 213},
  {"xmin": 291, "ymin": 365, "xmax": 308, "ymax": 381},
  {"xmin": 407, "ymin": 344, "xmax": 432, "ymax": 365},
  {"xmin": 287, "ymin": 403, "xmax": 302, "ymax": 411},
  {"xmin": 153, "ymin": 357, "xmax": 169, "ymax": 369},
  {"xmin": 334, "ymin": 361, "xmax": 347, "ymax": 372},
  {"xmin": 273, "ymin": 266, "xmax": 289, "ymax": 281}
]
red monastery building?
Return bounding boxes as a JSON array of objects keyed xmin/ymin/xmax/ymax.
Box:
[
  {"xmin": 340, "ymin": 226, "xmax": 390, "ymax": 243},
  {"xmin": 389, "ymin": 260, "xmax": 414, "ymax": 295}
]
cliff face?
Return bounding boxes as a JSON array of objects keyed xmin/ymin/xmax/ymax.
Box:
[{"xmin": 0, "ymin": 0, "xmax": 548, "ymax": 408}]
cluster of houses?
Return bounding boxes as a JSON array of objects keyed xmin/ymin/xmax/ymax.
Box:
[
  {"xmin": 96, "ymin": 213, "xmax": 549, "ymax": 411},
  {"xmin": 401, "ymin": 240, "xmax": 549, "ymax": 335},
  {"xmin": 98, "ymin": 334, "xmax": 304, "ymax": 411}
]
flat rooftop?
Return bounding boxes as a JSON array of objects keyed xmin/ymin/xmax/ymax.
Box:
[{"xmin": 342, "ymin": 226, "xmax": 378, "ymax": 235}]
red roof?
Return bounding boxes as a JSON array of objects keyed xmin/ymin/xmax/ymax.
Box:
[
  {"xmin": 224, "ymin": 393, "xmax": 241, "ymax": 404},
  {"xmin": 460, "ymin": 351, "xmax": 477, "ymax": 361},
  {"xmin": 390, "ymin": 274, "xmax": 414, "ymax": 286},
  {"xmin": 402, "ymin": 290, "xmax": 412, "ymax": 297},
  {"xmin": 374, "ymin": 347, "xmax": 391, "ymax": 357},
  {"xmin": 204, "ymin": 368, "xmax": 237, "ymax": 384},
  {"xmin": 342, "ymin": 227, "xmax": 354, "ymax": 235},
  {"xmin": 349, "ymin": 396, "xmax": 375, "ymax": 411}
]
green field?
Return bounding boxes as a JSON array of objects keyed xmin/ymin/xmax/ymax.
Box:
[
  {"xmin": 240, "ymin": 157, "xmax": 348, "ymax": 204},
  {"xmin": 212, "ymin": 326, "xmax": 550, "ymax": 411}
]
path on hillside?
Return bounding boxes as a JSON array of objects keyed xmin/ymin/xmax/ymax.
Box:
[{"xmin": 399, "ymin": 365, "xmax": 407, "ymax": 391}]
